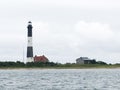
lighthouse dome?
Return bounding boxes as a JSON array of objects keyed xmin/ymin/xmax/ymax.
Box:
[{"xmin": 28, "ymin": 21, "xmax": 32, "ymax": 25}]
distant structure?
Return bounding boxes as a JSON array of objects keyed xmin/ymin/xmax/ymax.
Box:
[
  {"xmin": 76, "ymin": 57, "xmax": 96, "ymax": 64},
  {"xmin": 27, "ymin": 21, "xmax": 34, "ymax": 62},
  {"xmin": 34, "ymin": 55, "xmax": 49, "ymax": 62}
]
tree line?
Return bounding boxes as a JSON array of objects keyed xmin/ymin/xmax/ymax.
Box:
[
  {"xmin": 0, "ymin": 61, "xmax": 57, "ymax": 68},
  {"xmin": 0, "ymin": 60, "xmax": 108, "ymax": 68}
]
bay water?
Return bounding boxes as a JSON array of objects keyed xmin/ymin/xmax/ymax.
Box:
[{"xmin": 0, "ymin": 69, "xmax": 120, "ymax": 90}]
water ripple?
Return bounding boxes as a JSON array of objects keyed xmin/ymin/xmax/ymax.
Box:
[{"xmin": 0, "ymin": 69, "xmax": 120, "ymax": 90}]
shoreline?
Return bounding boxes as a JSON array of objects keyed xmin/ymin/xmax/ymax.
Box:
[{"xmin": 0, "ymin": 66, "xmax": 120, "ymax": 70}]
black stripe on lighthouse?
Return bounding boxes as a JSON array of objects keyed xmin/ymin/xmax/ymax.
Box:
[
  {"xmin": 27, "ymin": 22, "xmax": 32, "ymax": 37},
  {"xmin": 27, "ymin": 47, "xmax": 33, "ymax": 57}
]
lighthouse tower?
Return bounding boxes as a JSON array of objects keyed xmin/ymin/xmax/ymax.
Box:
[{"xmin": 27, "ymin": 21, "xmax": 34, "ymax": 62}]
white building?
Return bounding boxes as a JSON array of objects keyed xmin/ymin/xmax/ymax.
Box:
[{"xmin": 76, "ymin": 57, "xmax": 95, "ymax": 64}]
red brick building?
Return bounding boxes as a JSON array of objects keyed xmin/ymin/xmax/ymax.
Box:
[{"xmin": 34, "ymin": 55, "xmax": 49, "ymax": 62}]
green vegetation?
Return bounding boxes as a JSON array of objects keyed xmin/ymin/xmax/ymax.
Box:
[
  {"xmin": 0, "ymin": 61, "xmax": 57, "ymax": 68},
  {"xmin": 0, "ymin": 61, "xmax": 120, "ymax": 69}
]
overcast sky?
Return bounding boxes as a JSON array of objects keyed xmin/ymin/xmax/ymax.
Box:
[{"xmin": 0, "ymin": 0, "xmax": 120, "ymax": 63}]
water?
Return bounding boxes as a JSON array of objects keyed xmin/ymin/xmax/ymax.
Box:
[{"xmin": 0, "ymin": 69, "xmax": 120, "ymax": 90}]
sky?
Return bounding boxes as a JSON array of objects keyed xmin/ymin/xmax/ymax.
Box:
[{"xmin": 0, "ymin": 0, "xmax": 120, "ymax": 63}]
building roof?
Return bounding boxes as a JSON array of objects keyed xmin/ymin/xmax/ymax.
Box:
[
  {"xmin": 76, "ymin": 57, "xmax": 92, "ymax": 61},
  {"xmin": 34, "ymin": 55, "xmax": 49, "ymax": 62}
]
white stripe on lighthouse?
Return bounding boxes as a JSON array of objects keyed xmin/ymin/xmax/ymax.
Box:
[
  {"xmin": 27, "ymin": 57, "xmax": 34, "ymax": 62},
  {"xmin": 27, "ymin": 37, "xmax": 32, "ymax": 47}
]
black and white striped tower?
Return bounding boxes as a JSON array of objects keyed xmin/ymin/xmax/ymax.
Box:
[{"xmin": 27, "ymin": 21, "xmax": 33, "ymax": 62}]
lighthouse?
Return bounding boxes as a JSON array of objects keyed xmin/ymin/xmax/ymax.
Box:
[{"xmin": 27, "ymin": 21, "xmax": 34, "ymax": 62}]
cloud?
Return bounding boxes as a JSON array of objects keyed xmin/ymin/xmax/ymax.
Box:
[
  {"xmin": 0, "ymin": 0, "xmax": 120, "ymax": 11},
  {"xmin": 75, "ymin": 21, "xmax": 113, "ymax": 41},
  {"xmin": 74, "ymin": 21, "xmax": 115, "ymax": 51}
]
